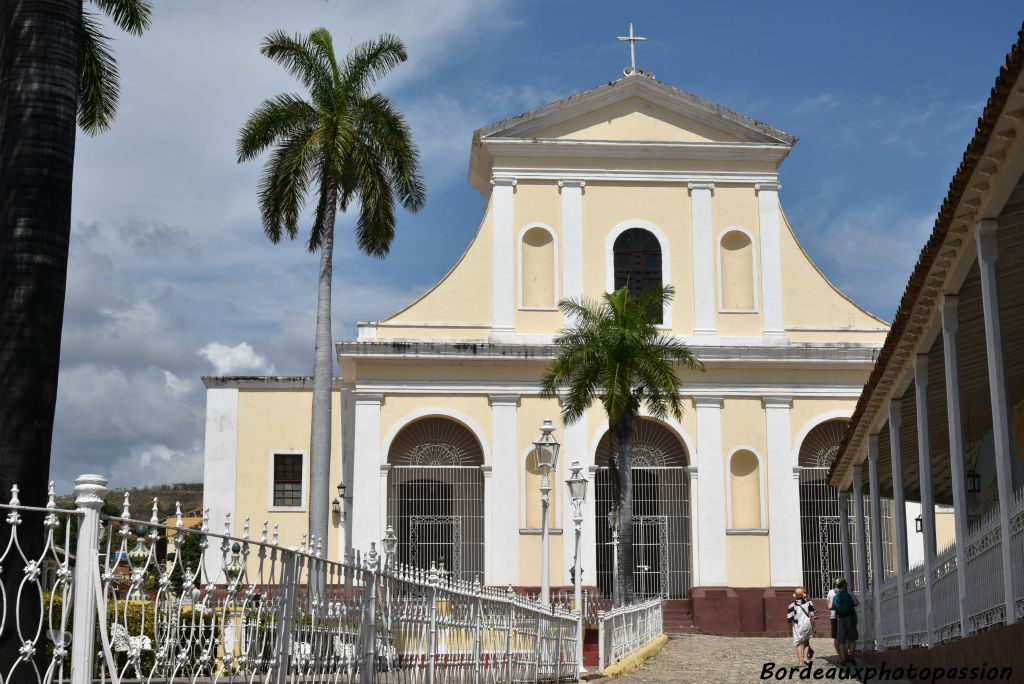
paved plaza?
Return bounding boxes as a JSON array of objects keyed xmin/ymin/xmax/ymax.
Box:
[{"xmin": 606, "ymin": 634, "xmax": 904, "ymax": 683}]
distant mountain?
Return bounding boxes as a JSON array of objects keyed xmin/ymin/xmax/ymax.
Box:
[{"xmin": 57, "ymin": 482, "xmax": 203, "ymax": 521}]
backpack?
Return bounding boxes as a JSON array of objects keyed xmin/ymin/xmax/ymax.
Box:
[{"xmin": 834, "ymin": 589, "xmax": 854, "ymax": 617}]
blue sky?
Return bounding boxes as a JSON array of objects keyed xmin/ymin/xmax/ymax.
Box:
[{"xmin": 52, "ymin": 0, "xmax": 1024, "ymax": 490}]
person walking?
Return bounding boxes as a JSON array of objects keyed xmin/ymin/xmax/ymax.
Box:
[
  {"xmin": 787, "ymin": 587, "xmax": 816, "ymax": 665},
  {"xmin": 829, "ymin": 577, "xmax": 860, "ymax": 665}
]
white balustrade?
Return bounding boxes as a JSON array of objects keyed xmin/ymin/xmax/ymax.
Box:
[
  {"xmin": 0, "ymin": 475, "xmax": 582, "ymax": 684},
  {"xmin": 902, "ymin": 563, "xmax": 927, "ymax": 647},
  {"xmin": 964, "ymin": 502, "xmax": 1007, "ymax": 634},
  {"xmin": 878, "ymin": 576, "xmax": 902, "ymax": 649},
  {"xmin": 597, "ymin": 597, "xmax": 663, "ymax": 673},
  {"xmin": 931, "ymin": 540, "xmax": 961, "ymax": 645}
]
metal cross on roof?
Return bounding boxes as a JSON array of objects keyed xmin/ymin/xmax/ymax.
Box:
[{"xmin": 617, "ymin": 23, "xmax": 647, "ymax": 75}]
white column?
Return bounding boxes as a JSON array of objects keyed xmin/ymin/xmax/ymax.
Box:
[
  {"xmin": 585, "ymin": 464, "xmax": 599, "ymax": 591},
  {"xmin": 489, "ymin": 394, "xmax": 520, "ymax": 585},
  {"xmin": 868, "ymin": 435, "xmax": 884, "ymax": 649},
  {"xmin": 688, "ymin": 182, "xmax": 716, "ymax": 336},
  {"xmin": 940, "ymin": 294, "xmax": 970, "ymax": 639},
  {"xmin": 559, "ymin": 180, "xmax": 585, "ymax": 319},
  {"xmin": 482, "ymin": 465, "xmax": 493, "ymax": 583},
  {"xmin": 839, "ymin": 491, "xmax": 853, "ymax": 587},
  {"xmin": 203, "ymin": 387, "xmax": 238, "ymax": 576},
  {"xmin": 378, "ymin": 464, "xmax": 390, "ymax": 549},
  {"xmin": 976, "ymin": 219, "xmax": 1017, "ymax": 625},
  {"xmin": 852, "ymin": 465, "xmax": 869, "ymax": 598},
  {"xmin": 913, "ymin": 354, "xmax": 937, "ymax": 643},
  {"xmin": 688, "ymin": 466, "xmax": 700, "ymax": 588},
  {"xmin": 764, "ymin": 396, "xmax": 800, "ymax": 586},
  {"xmin": 888, "ymin": 400, "xmax": 910, "ymax": 648},
  {"xmin": 695, "ymin": 396, "xmax": 727, "ymax": 585},
  {"xmin": 491, "ymin": 178, "xmax": 517, "ymax": 335},
  {"xmin": 351, "ymin": 392, "xmax": 384, "ymax": 552},
  {"xmin": 755, "ymin": 182, "xmax": 786, "ymax": 340},
  {"xmin": 562, "ymin": 412, "xmax": 589, "ymax": 584},
  {"xmin": 339, "ymin": 383, "xmax": 355, "ymax": 560}
]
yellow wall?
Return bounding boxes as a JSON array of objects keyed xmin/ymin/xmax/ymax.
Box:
[
  {"xmin": 519, "ymin": 534, "xmax": 565, "ymax": 586},
  {"xmin": 727, "ymin": 535, "xmax": 771, "ymax": 586}
]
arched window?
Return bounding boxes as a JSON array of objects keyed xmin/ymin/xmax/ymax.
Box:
[
  {"xmin": 594, "ymin": 419, "xmax": 691, "ymax": 599},
  {"xmin": 719, "ymin": 229, "xmax": 756, "ymax": 311},
  {"xmin": 613, "ymin": 228, "xmax": 663, "ymax": 323},
  {"xmin": 519, "ymin": 225, "xmax": 557, "ymax": 308},
  {"xmin": 386, "ymin": 417, "xmax": 485, "ymax": 580},
  {"xmin": 729, "ymin": 449, "xmax": 762, "ymax": 528}
]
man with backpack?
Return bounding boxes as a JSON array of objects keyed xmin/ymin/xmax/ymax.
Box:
[{"xmin": 828, "ymin": 577, "xmax": 860, "ymax": 665}]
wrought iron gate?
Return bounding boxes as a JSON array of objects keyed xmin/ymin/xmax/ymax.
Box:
[
  {"xmin": 387, "ymin": 466, "xmax": 484, "ymax": 581},
  {"xmin": 595, "ymin": 468, "xmax": 690, "ymax": 599}
]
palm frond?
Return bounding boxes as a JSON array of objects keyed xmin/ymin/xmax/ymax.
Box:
[
  {"xmin": 340, "ymin": 34, "xmax": 407, "ymax": 96},
  {"xmin": 348, "ymin": 141, "xmax": 396, "ymax": 257},
  {"xmin": 355, "ymin": 94, "xmax": 425, "ymax": 211},
  {"xmin": 256, "ymin": 124, "xmax": 319, "ymax": 243},
  {"xmin": 91, "ymin": 0, "xmax": 152, "ymax": 36},
  {"xmin": 79, "ymin": 10, "xmax": 120, "ymax": 136},
  {"xmin": 260, "ymin": 30, "xmax": 336, "ymax": 106},
  {"xmin": 237, "ymin": 93, "xmax": 319, "ymax": 162}
]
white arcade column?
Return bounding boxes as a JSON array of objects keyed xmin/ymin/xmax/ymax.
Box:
[
  {"xmin": 913, "ymin": 354, "xmax": 937, "ymax": 644},
  {"xmin": 695, "ymin": 396, "xmax": 727, "ymax": 586},
  {"xmin": 888, "ymin": 400, "xmax": 910, "ymax": 648},
  {"xmin": 868, "ymin": 434, "xmax": 884, "ymax": 648}
]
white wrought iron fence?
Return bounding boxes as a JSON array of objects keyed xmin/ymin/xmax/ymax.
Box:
[
  {"xmin": 931, "ymin": 540, "xmax": 960, "ymax": 645},
  {"xmin": 1010, "ymin": 487, "xmax": 1024, "ymax": 620},
  {"xmin": 596, "ymin": 597, "xmax": 663, "ymax": 673},
  {"xmin": 859, "ymin": 591, "xmax": 874, "ymax": 652},
  {"xmin": 902, "ymin": 564, "xmax": 927, "ymax": 647},
  {"xmin": 877, "ymin": 576, "xmax": 901, "ymax": 649},
  {"xmin": 964, "ymin": 502, "xmax": 1006, "ymax": 634},
  {"xmin": 0, "ymin": 474, "xmax": 581, "ymax": 684}
]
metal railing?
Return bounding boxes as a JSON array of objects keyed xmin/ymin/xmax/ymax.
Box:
[
  {"xmin": 877, "ymin": 576, "xmax": 901, "ymax": 649},
  {"xmin": 931, "ymin": 541, "xmax": 961, "ymax": 645},
  {"xmin": 0, "ymin": 474, "xmax": 580, "ymax": 683},
  {"xmin": 596, "ymin": 597, "xmax": 663, "ymax": 673},
  {"xmin": 902, "ymin": 564, "xmax": 927, "ymax": 647}
]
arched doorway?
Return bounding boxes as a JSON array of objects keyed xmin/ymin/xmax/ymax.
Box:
[
  {"xmin": 386, "ymin": 417, "xmax": 485, "ymax": 581},
  {"xmin": 594, "ymin": 419, "xmax": 692, "ymax": 599},
  {"xmin": 797, "ymin": 419, "xmax": 878, "ymax": 598}
]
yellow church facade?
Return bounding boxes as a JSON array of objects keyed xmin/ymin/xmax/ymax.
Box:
[{"xmin": 203, "ymin": 72, "xmax": 891, "ymax": 623}]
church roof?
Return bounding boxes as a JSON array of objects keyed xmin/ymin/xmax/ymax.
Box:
[
  {"xmin": 468, "ymin": 73, "xmax": 796, "ymax": 192},
  {"xmin": 473, "ymin": 74, "xmax": 796, "ymax": 145}
]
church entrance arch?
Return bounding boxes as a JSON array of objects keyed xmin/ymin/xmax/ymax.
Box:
[
  {"xmin": 386, "ymin": 417, "xmax": 485, "ymax": 581},
  {"xmin": 797, "ymin": 418, "xmax": 879, "ymax": 599},
  {"xmin": 594, "ymin": 418, "xmax": 692, "ymax": 599}
]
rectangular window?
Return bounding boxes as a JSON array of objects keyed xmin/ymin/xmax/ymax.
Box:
[{"xmin": 273, "ymin": 453, "xmax": 303, "ymax": 507}]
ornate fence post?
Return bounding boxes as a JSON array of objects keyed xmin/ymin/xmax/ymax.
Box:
[
  {"xmin": 272, "ymin": 548, "xmax": 299, "ymax": 684},
  {"xmin": 360, "ymin": 544, "xmax": 380, "ymax": 684},
  {"xmin": 70, "ymin": 474, "xmax": 107, "ymax": 684},
  {"xmin": 504, "ymin": 586, "xmax": 516, "ymax": 681},
  {"xmin": 596, "ymin": 610, "xmax": 606, "ymax": 673},
  {"xmin": 426, "ymin": 562, "xmax": 439, "ymax": 684},
  {"xmin": 472, "ymin": 577, "xmax": 483, "ymax": 684}
]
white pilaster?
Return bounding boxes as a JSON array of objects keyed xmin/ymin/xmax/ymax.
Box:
[
  {"xmin": 339, "ymin": 383, "xmax": 355, "ymax": 560},
  {"xmin": 838, "ymin": 491, "xmax": 853, "ymax": 587},
  {"xmin": 586, "ymin": 464, "xmax": 599, "ymax": 590},
  {"xmin": 489, "ymin": 394, "xmax": 521, "ymax": 585},
  {"xmin": 688, "ymin": 182, "xmax": 716, "ymax": 336},
  {"xmin": 203, "ymin": 387, "xmax": 238, "ymax": 577},
  {"xmin": 351, "ymin": 392, "xmax": 384, "ymax": 552},
  {"xmin": 482, "ymin": 465, "xmax": 493, "ymax": 583},
  {"xmin": 976, "ymin": 219, "xmax": 1017, "ymax": 625},
  {"xmin": 764, "ymin": 396, "xmax": 800, "ymax": 585},
  {"xmin": 940, "ymin": 294, "xmax": 970, "ymax": 639},
  {"xmin": 491, "ymin": 178, "xmax": 517, "ymax": 335},
  {"xmin": 852, "ymin": 465, "xmax": 869, "ymax": 599},
  {"xmin": 561, "ymin": 411, "xmax": 589, "ymax": 584},
  {"xmin": 913, "ymin": 354, "xmax": 937, "ymax": 643},
  {"xmin": 888, "ymin": 400, "xmax": 909, "ymax": 648},
  {"xmin": 688, "ymin": 466, "xmax": 700, "ymax": 587},
  {"xmin": 868, "ymin": 435, "xmax": 884, "ymax": 649},
  {"xmin": 695, "ymin": 396, "xmax": 727, "ymax": 585},
  {"xmin": 559, "ymin": 180, "xmax": 585, "ymax": 319},
  {"xmin": 378, "ymin": 464, "xmax": 390, "ymax": 549},
  {"xmin": 755, "ymin": 182, "xmax": 786, "ymax": 340}
]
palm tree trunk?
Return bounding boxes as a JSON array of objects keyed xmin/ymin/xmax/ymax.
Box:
[
  {"xmin": 0, "ymin": 0, "xmax": 81, "ymax": 675},
  {"xmin": 308, "ymin": 186, "xmax": 337, "ymax": 557},
  {"xmin": 613, "ymin": 411, "xmax": 637, "ymax": 606}
]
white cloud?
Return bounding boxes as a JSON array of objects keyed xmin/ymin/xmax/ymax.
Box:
[{"xmin": 198, "ymin": 342, "xmax": 277, "ymax": 376}]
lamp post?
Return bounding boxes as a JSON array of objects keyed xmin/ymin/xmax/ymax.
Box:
[
  {"xmin": 607, "ymin": 505, "xmax": 620, "ymax": 606},
  {"xmin": 533, "ymin": 419, "xmax": 561, "ymax": 605},
  {"xmin": 565, "ymin": 459, "xmax": 588, "ymax": 674}
]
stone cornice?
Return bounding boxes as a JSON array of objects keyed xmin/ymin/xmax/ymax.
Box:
[{"xmin": 201, "ymin": 376, "xmax": 347, "ymax": 390}]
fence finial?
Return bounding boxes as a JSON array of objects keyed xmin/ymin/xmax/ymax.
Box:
[
  {"xmin": 175, "ymin": 501, "xmax": 183, "ymax": 528},
  {"xmin": 260, "ymin": 520, "xmax": 268, "ymax": 543},
  {"xmin": 8, "ymin": 483, "xmax": 20, "ymax": 506},
  {"xmin": 46, "ymin": 482, "xmax": 56, "ymax": 509},
  {"xmin": 367, "ymin": 542, "xmax": 379, "ymax": 570},
  {"xmin": 272, "ymin": 524, "xmax": 279, "ymax": 545},
  {"xmin": 243, "ymin": 516, "xmax": 251, "ymax": 540},
  {"xmin": 120, "ymin": 491, "xmax": 131, "ymax": 520}
]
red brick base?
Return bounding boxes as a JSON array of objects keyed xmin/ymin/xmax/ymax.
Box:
[{"xmin": 691, "ymin": 586, "xmax": 831, "ymax": 637}]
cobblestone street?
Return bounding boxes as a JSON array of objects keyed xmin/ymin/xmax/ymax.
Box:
[{"xmin": 608, "ymin": 634, "xmax": 894, "ymax": 683}]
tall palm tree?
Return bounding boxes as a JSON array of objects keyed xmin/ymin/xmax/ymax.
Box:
[
  {"xmin": 0, "ymin": 0, "xmax": 149, "ymax": 675},
  {"xmin": 540, "ymin": 286, "xmax": 703, "ymax": 606},
  {"xmin": 237, "ymin": 29, "xmax": 425, "ymax": 553}
]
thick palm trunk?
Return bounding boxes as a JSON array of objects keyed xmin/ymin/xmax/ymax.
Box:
[
  {"xmin": 0, "ymin": 0, "xmax": 81, "ymax": 675},
  {"xmin": 308, "ymin": 189, "xmax": 337, "ymax": 556},
  {"xmin": 612, "ymin": 412, "xmax": 637, "ymax": 606}
]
